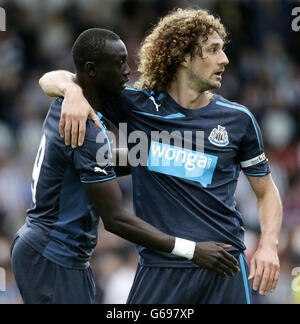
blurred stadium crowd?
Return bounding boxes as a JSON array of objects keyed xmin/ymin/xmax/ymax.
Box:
[{"xmin": 0, "ymin": 0, "xmax": 299, "ymax": 304}]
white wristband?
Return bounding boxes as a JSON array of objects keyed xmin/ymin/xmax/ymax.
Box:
[{"xmin": 171, "ymin": 237, "xmax": 196, "ymax": 260}]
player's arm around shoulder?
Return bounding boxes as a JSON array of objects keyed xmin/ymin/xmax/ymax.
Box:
[
  {"xmin": 39, "ymin": 70, "xmax": 101, "ymax": 148},
  {"xmin": 246, "ymin": 174, "xmax": 283, "ymax": 296}
]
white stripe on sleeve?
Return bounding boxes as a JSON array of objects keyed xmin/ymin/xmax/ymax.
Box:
[{"xmin": 240, "ymin": 153, "xmax": 267, "ymax": 168}]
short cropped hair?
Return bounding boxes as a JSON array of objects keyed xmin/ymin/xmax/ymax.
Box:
[
  {"xmin": 72, "ymin": 28, "xmax": 120, "ymax": 71},
  {"xmin": 135, "ymin": 8, "xmax": 228, "ymax": 94}
]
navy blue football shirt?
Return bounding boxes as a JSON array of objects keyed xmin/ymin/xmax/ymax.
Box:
[
  {"xmin": 103, "ymin": 88, "xmax": 270, "ymax": 267},
  {"xmin": 18, "ymin": 98, "xmax": 115, "ymax": 269}
]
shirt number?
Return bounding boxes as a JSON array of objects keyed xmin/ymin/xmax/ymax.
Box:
[{"xmin": 31, "ymin": 134, "xmax": 46, "ymax": 204}]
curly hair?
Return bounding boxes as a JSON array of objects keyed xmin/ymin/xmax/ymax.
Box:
[{"xmin": 135, "ymin": 8, "xmax": 228, "ymax": 94}]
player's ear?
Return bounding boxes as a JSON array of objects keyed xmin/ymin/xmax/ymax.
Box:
[
  {"xmin": 85, "ymin": 61, "xmax": 97, "ymax": 77},
  {"xmin": 180, "ymin": 53, "xmax": 191, "ymax": 68}
]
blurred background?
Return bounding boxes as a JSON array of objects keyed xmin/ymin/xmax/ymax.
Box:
[{"xmin": 0, "ymin": 0, "xmax": 299, "ymax": 304}]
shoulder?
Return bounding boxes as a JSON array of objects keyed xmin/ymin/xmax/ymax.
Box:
[
  {"xmin": 45, "ymin": 97, "xmax": 64, "ymax": 122},
  {"xmin": 214, "ymin": 95, "xmax": 258, "ymax": 128},
  {"xmin": 85, "ymin": 118, "xmax": 104, "ymax": 143},
  {"xmin": 43, "ymin": 97, "xmax": 63, "ymax": 131},
  {"xmin": 124, "ymin": 87, "xmax": 154, "ymax": 97},
  {"xmin": 50, "ymin": 97, "xmax": 64, "ymax": 110},
  {"xmin": 121, "ymin": 87, "xmax": 164, "ymax": 102},
  {"xmin": 104, "ymin": 87, "xmax": 164, "ymax": 114},
  {"xmin": 214, "ymin": 95, "xmax": 253, "ymax": 118}
]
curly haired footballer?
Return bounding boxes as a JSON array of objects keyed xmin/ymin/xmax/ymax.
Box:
[{"xmin": 135, "ymin": 8, "xmax": 228, "ymax": 94}]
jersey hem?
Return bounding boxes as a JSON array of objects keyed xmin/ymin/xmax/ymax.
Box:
[{"xmin": 18, "ymin": 222, "xmax": 91, "ymax": 270}]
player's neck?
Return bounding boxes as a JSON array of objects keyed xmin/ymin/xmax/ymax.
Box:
[
  {"xmin": 80, "ymin": 84, "xmax": 106, "ymax": 114},
  {"xmin": 74, "ymin": 76, "xmax": 106, "ymax": 113},
  {"xmin": 168, "ymin": 78, "xmax": 213, "ymax": 109}
]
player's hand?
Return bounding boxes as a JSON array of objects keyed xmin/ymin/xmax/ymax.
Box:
[
  {"xmin": 59, "ymin": 85, "xmax": 102, "ymax": 148},
  {"xmin": 248, "ymin": 244, "xmax": 280, "ymax": 296},
  {"xmin": 193, "ymin": 242, "xmax": 240, "ymax": 278}
]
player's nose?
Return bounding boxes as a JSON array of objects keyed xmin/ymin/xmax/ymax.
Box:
[
  {"xmin": 124, "ymin": 62, "xmax": 131, "ymax": 77},
  {"xmin": 219, "ymin": 50, "xmax": 229, "ymax": 66}
]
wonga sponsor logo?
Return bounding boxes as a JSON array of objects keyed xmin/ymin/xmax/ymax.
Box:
[{"xmin": 147, "ymin": 141, "xmax": 218, "ymax": 187}]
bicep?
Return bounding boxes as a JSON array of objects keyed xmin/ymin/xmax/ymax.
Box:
[
  {"xmin": 83, "ymin": 179, "xmax": 123, "ymax": 218},
  {"xmin": 246, "ymin": 174, "xmax": 276, "ymax": 199}
]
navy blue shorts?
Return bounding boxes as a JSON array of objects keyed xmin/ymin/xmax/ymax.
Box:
[
  {"xmin": 127, "ymin": 253, "xmax": 252, "ymax": 304},
  {"xmin": 10, "ymin": 235, "xmax": 96, "ymax": 304}
]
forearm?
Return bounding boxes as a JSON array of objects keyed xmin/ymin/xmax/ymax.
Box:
[
  {"xmin": 85, "ymin": 181, "xmax": 241, "ymax": 277},
  {"xmin": 85, "ymin": 181, "xmax": 175, "ymax": 253},
  {"xmin": 104, "ymin": 208, "xmax": 175, "ymax": 253},
  {"xmin": 249, "ymin": 180, "xmax": 282, "ymax": 295},
  {"xmin": 105, "ymin": 210, "xmax": 241, "ymax": 277},
  {"xmin": 39, "ymin": 70, "xmax": 77, "ymax": 97},
  {"xmin": 257, "ymin": 186, "xmax": 282, "ymax": 248}
]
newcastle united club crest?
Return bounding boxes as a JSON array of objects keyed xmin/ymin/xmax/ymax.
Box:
[{"xmin": 208, "ymin": 125, "xmax": 229, "ymax": 147}]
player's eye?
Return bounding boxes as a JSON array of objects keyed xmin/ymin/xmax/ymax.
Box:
[{"xmin": 209, "ymin": 47, "xmax": 218, "ymax": 54}]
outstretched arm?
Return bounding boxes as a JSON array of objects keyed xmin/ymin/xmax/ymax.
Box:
[
  {"xmin": 246, "ymin": 174, "xmax": 282, "ymax": 296},
  {"xmin": 39, "ymin": 70, "xmax": 100, "ymax": 147}
]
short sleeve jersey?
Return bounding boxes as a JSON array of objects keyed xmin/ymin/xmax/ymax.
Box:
[
  {"xmin": 18, "ymin": 98, "xmax": 116, "ymax": 269},
  {"xmin": 103, "ymin": 88, "xmax": 270, "ymax": 267}
]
